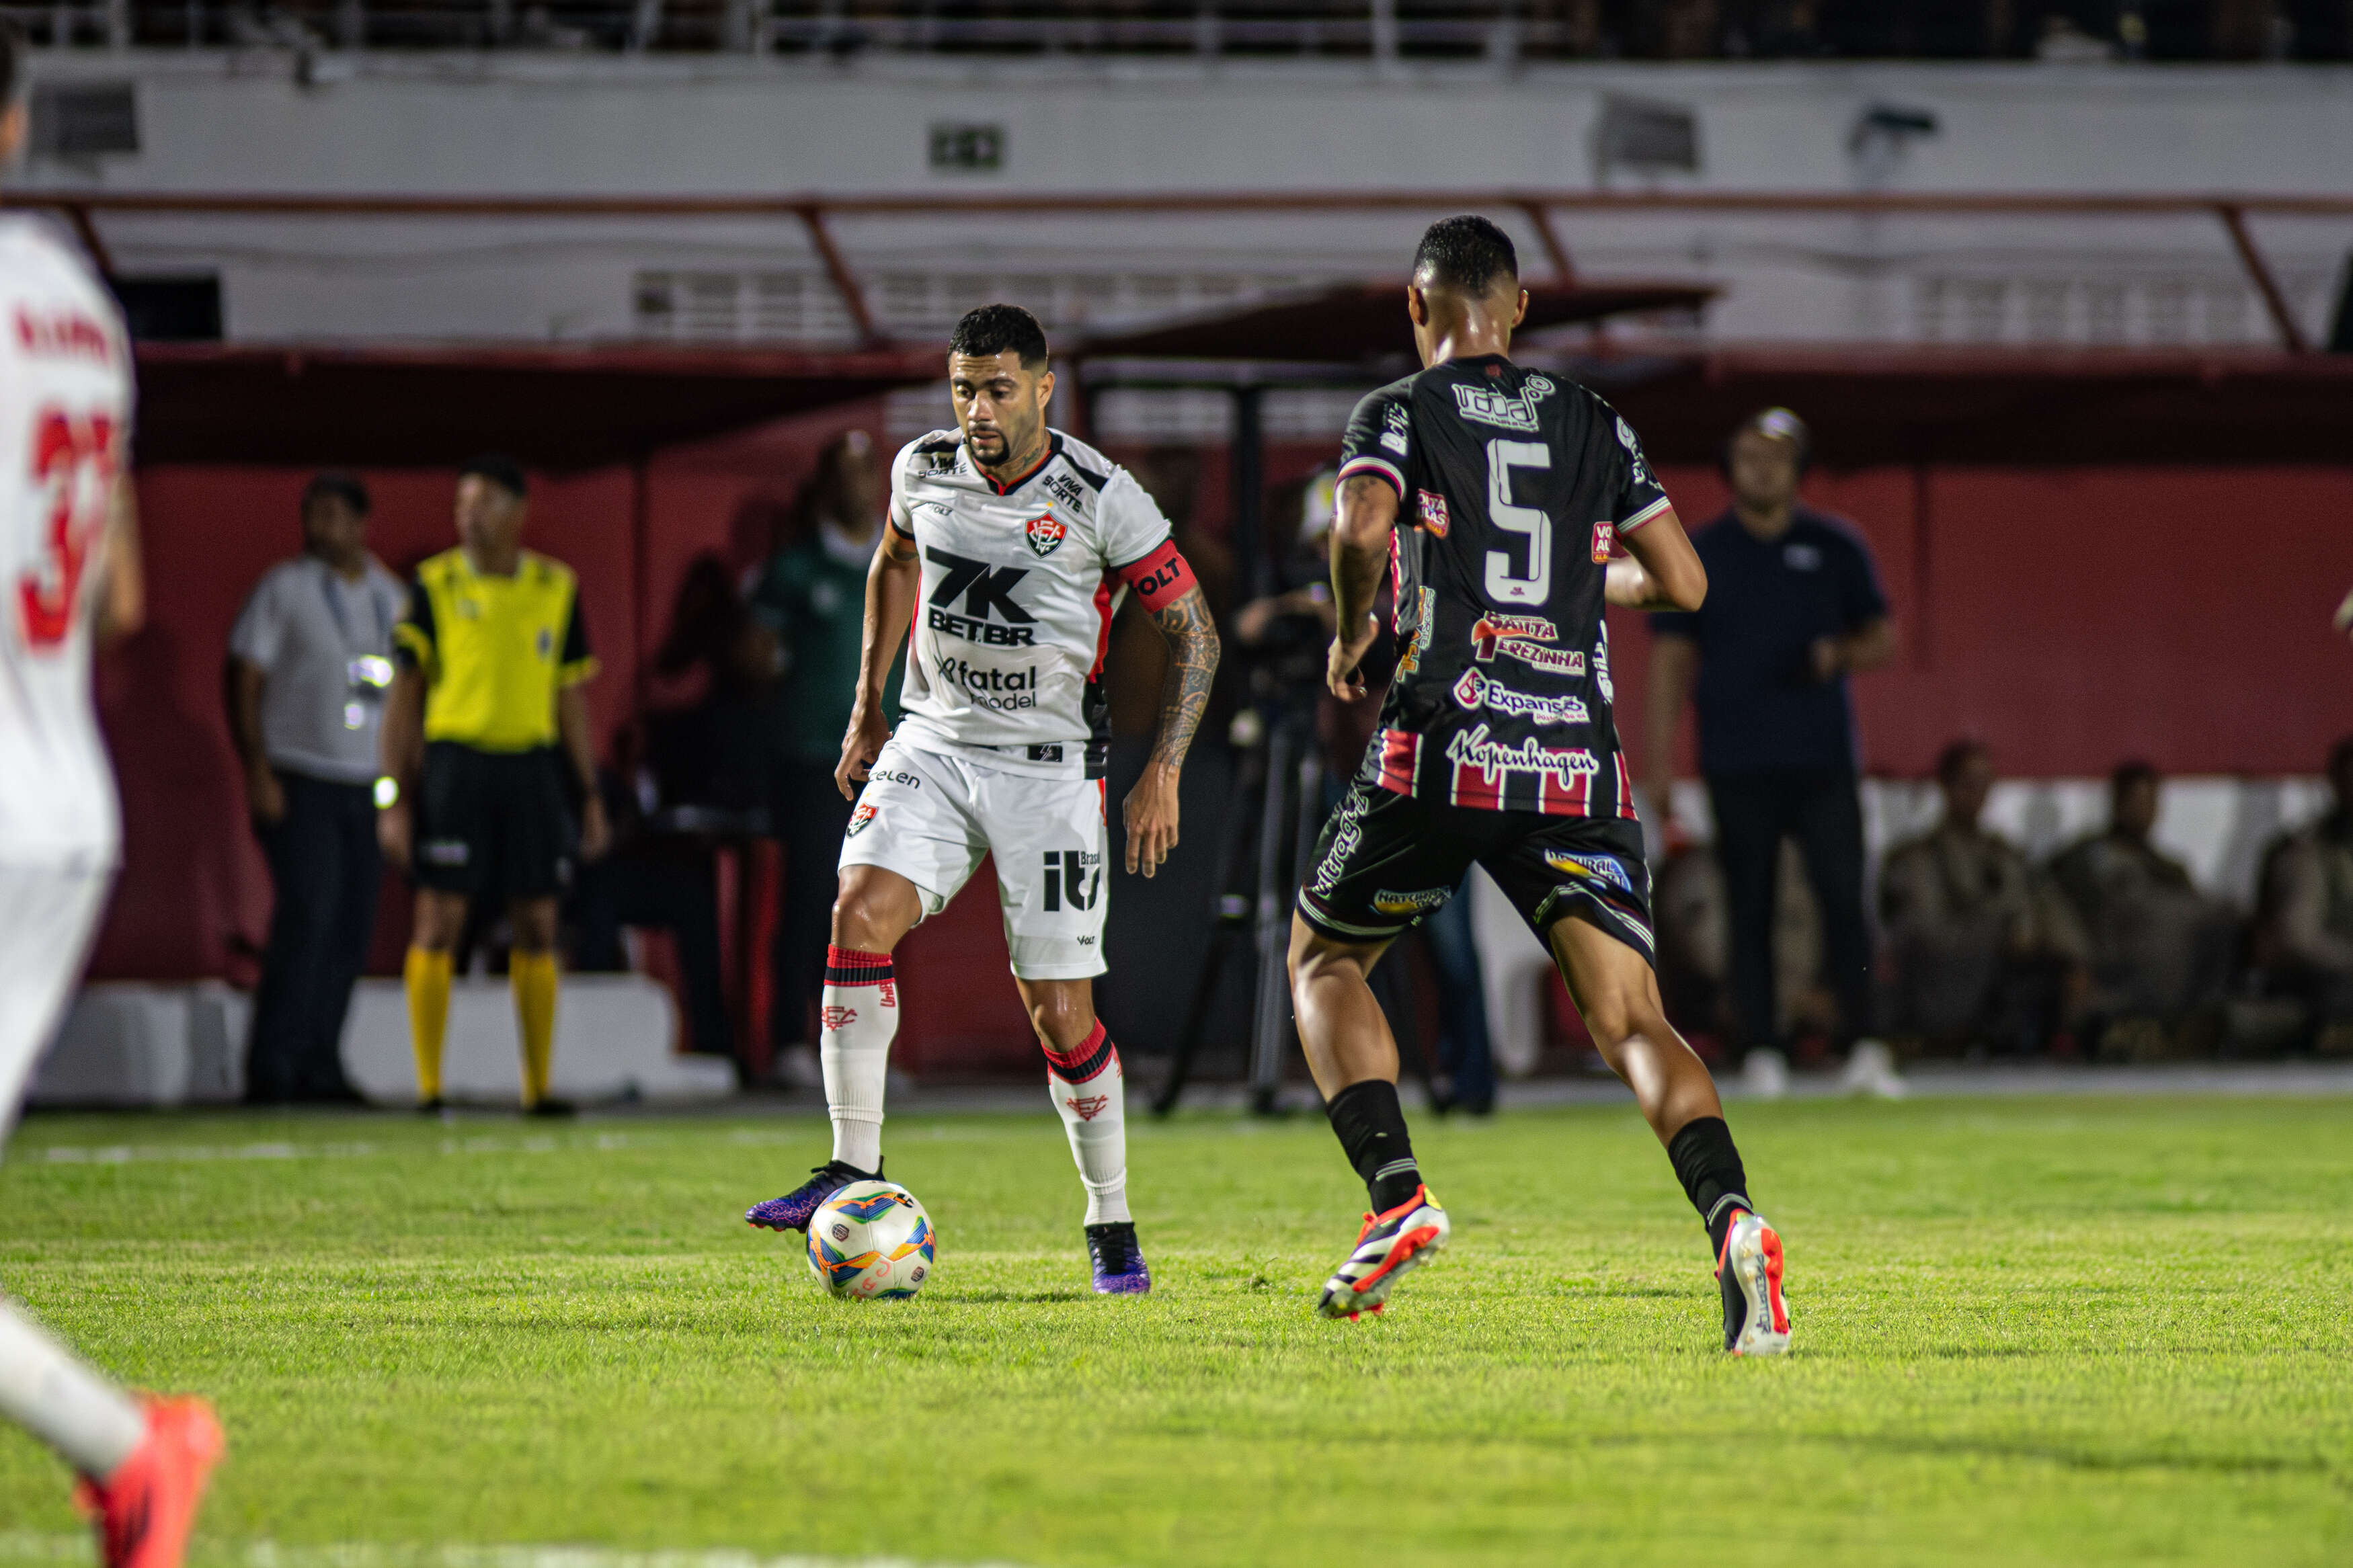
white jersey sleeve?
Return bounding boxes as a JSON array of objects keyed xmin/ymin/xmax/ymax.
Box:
[
  {"xmin": 1095, "ymin": 467, "xmax": 1174, "ymax": 571},
  {"xmin": 0, "ymin": 218, "xmax": 134, "ymax": 867},
  {"xmin": 886, "ymin": 436, "xmax": 921, "ymax": 539}
]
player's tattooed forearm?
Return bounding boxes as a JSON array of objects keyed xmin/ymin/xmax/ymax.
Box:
[{"xmin": 1148, "ymin": 585, "xmax": 1221, "ymax": 771}]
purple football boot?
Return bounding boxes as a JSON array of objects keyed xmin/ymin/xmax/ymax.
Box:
[
  {"xmin": 1085, "ymin": 1221, "xmax": 1152, "ymax": 1295},
  {"xmin": 744, "ymin": 1159, "xmax": 877, "ymax": 1233}
]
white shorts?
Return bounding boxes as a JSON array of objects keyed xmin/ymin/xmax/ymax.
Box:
[
  {"xmin": 0, "ymin": 862, "xmax": 113, "ymax": 1150},
  {"xmin": 838, "ymin": 736, "xmax": 1109, "ymax": 981}
]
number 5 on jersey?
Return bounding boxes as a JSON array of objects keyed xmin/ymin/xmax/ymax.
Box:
[{"xmin": 1483, "ymin": 438, "xmax": 1551, "ymax": 606}]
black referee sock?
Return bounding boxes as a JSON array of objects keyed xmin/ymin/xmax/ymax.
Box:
[
  {"xmin": 1667, "ymin": 1116, "xmax": 1753, "ymax": 1262},
  {"xmin": 1326, "ymin": 1079, "xmax": 1423, "ymax": 1214}
]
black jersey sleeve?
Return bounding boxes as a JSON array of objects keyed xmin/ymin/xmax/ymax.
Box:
[
  {"xmin": 1336, "ymin": 383, "xmax": 1415, "ymax": 499},
  {"xmin": 1601, "ymin": 403, "xmax": 1673, "ymax": 536},
  {"xmin": 558, "ymin": 588, "xmax": 596, "ymax": 686},
  {"xmin": 393, "ymin": 575, "xmax": 436, "ymax": 671}
]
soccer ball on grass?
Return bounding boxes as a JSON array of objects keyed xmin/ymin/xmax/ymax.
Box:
[{"xmin": 806, "ymin": 1180, "xmax": 935, "ymax": 1300}]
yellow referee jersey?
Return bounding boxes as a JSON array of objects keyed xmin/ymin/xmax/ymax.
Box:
[{"xmin": 393, "ymin": 548, "xmax": 598, "ymax": 752}]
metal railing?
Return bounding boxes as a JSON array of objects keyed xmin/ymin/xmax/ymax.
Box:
[{"xmin": 13, "ymin": 1, "xmax": 2344, "ymax": 60}]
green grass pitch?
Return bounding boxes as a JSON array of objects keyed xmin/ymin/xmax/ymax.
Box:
[{"xmin": 0, "ymin": 1097, "xmax": 2346, "ymax": 1566}]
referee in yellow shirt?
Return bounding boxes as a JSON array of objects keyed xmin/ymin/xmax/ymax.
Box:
[{"xmin": 377, "ymin": 455, "xmax": 609, "ymax": 1114}]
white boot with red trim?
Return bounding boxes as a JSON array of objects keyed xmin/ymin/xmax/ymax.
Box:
[
  {"xmin": 1316, "ymin": 1185, "xmax": 1449, "ymax": 1321},
  {"xmin": 1718, "ymin": 1208, "xmax": 1793, "ymax": 1356}
]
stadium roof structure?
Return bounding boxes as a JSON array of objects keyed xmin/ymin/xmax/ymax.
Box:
[
  {"xmin": 1071, "ymin": 280, "xmax": 1716, "ymax": 365},
  {"xmin": 128, "ymin": 341, "xmax": 946, "ymax": 466}
]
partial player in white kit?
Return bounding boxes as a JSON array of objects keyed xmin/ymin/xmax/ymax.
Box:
[
  {"xmin": 0, "ymin": 24, "xmax": 224, "ymax": 1562},
  {"xmin": 746, "ymin": 304, "xmax": 1220, "ymax": 1292}
]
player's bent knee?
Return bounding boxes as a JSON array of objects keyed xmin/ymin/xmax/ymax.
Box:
[
  {"xmin": 1024, "ymin": 993, "xmax": 1096, "ymax": 1052},
  {"xmin": 831, "ymin": 866, "xmax": 919, "ymax": 953}
]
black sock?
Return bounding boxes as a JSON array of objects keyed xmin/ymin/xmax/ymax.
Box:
[
  {"xmin": 1666, "ymin": 1116, "xmax": 1752, "ymax": 1260},
  {"xmin": 1324, "ymin": 1079, "xmax": 1423, "ymax": 1214}
]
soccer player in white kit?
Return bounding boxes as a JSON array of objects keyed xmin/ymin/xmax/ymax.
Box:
[
  {"xmin": 746, "ymin": 305, "xmax": 1220, "ymax": 1292},
  {"xmin": 0, "ymin": 26, "xmax": 224, "ymax": 1559}
]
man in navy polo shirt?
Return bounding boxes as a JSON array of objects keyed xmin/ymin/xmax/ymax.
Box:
[{"xmin": 1645, "ymin": 408, "xmax": 1894, "ymax": 1075}]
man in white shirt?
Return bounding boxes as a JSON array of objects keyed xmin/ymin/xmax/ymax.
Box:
[
  {"xmin": 0, "ymin": 22, "xmax": 224, "ymax": 1557},
  {"xmin": 225, "ymin": 472, "xmax": 405, "ymax": 1103},
  {"xmin": 744, "ymin": 305, "xmax": 1221, "ymax": 1294}
]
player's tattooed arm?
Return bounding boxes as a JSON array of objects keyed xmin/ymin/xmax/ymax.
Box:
[
  {"xmin": 1147, "ymin": 583, "xmax": 1220, "ymax": 774},
  {"xmin": 1123, "ymin": 581, "xmax": 1220, "ymax": 878}
]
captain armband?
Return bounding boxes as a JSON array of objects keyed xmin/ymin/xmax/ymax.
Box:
[{"xmin": 1114, "ymin": 539, "xmax": 1198, "ymax": 614}]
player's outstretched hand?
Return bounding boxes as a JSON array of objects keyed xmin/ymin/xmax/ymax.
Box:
[
  {"xmin": 1326, "ymin": 614, "xmax": 1378, "ymax": 702},
  {"xmin": 1123, "ymin": 763, "xmax": 1181, "ymax": 878},
  {"xmin": 836, "ymin": 705, "xmax": 893, "ymax": 801}
]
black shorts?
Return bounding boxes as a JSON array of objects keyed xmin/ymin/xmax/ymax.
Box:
[
  {"xmin": 412, "ymin": 742, "xmax": 575, "ymax": 903},
  {"xmin": 1297, "ymin": 781, "xmax": 1654, "ymax": 961}
]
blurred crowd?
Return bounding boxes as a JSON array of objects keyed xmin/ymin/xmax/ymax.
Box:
[{"xmin": 1655, "ymin": 741, "xmax": 2353, "ymax": 1067}]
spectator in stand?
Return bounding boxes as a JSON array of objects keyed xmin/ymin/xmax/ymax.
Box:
[
  {"xmin": 747, "ymin": 431, "xmax": 900, "ymax": 1077},
  {"xmin": 1880, "ymin": 740, "xmax": 2073, "ymax": 1053},
  {"xmin": 225, "ymin": 473, "xmax": 404, "ymax": 1104},
  {"xmin": 2248, "ymin": 737, "xmax": 2353, "ymax": 1044},
  {"xmin": 2044, "ymin": 761, "xmax": 2237, "ymax": 1049},
  {"xmin": 1645, "ymin": 407, "xmax": 1897, "ymax": 1087}
]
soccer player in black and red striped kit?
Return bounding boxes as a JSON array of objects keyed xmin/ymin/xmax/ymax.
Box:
[{"xmin": 1291, "ymin": 216, "xmax": 1792, "ymax": 1354}]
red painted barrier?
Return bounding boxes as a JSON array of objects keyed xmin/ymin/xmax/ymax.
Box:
[{"xmin": 85, "ymin": 434, "xmax": 2353, "ymax": 1082}]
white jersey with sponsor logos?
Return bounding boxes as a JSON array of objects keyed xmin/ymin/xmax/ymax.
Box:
[
  {"xmin": 0, "ymin": 218, "xmax": 134, "ymax": 867},
  {"xmin": 889, "ymin": 427, "xmax": 1173, "ymax": 780}
]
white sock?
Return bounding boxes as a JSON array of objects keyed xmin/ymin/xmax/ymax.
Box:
[
  {"xmin": 0, "ymin": 1301, "xmax": 146, "ymax": 1480},
  {"xmin": 1045, "ymin": 1021, "xmax": 1130, "ymax": 1225},
  {"xmin": 820, "ymin": 945, "xmax": 898, "ymax": 1173}
]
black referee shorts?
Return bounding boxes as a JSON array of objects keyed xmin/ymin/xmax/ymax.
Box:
[
  {"xmin": 1297, "ymin": 780, "xmax": 1655, "ymax": 962},
  {"xmin": 412, "ymin": 742, "xmax": 576, "ymax": 903}
]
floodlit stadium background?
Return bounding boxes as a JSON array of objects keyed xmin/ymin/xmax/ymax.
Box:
[{"xmin": 9, "ymin": 3, "xmax": 2353, "ymax": 1097}]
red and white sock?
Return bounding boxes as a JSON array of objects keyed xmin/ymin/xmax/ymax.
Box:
[
  {"xmin": 820, "ymin": 946, "xmax": 898, "ymax": 1172},
  {"xmin": 1044, "ymin": 1021, "xmax": 1129, "ymax": 1225}
]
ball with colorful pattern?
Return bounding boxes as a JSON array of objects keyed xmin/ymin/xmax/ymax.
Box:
[{"xmin": 805, "ymin": 1180, "xmax": 936, "ymax": 1301}]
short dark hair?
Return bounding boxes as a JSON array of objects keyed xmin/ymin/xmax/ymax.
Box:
[
  {"xmin": 2112, "ymin": 759, "xmax": 2159, "ymax": 796},
  {"xmin": 0, "ymin": 20, "xmax": 23, "ymax": 108},
  {"xmin": 2327, "ymin": 735, "xmax": 2353, "ymax": 780},
  {"xmin": 457, "ymin": 452, "xmax": 528, "ymax": 500},
  {"xmin": 303, "ymin": 472, "xmax": 371, "ymax": 518},
  {"xmin": 1412, "ymin": 215, "xmax": 1519, "ymax": 296},
  {"xmin": 1935, "ymin": 738, "xmax": 1988, "ymax": 786},
  {"xmin": 949, "ymin": 304, "xmax": 1049, "ymax": 370}
]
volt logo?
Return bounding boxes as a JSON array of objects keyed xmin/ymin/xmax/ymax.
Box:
[
  {"xmin": 928, "ymin": 547, "xmax": 1034, "ymax": 624},
  {"xmin": 1042, "ymin": 850, "xmax": 1101, "ymax": 912}
]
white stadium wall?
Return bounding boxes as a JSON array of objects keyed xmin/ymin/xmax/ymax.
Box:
[{"xmin": 15, "ymin": 52, "xmax": 2353, "ymax": 346}]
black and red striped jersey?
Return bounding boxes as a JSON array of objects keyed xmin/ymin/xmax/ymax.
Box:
[{"xmin": 1334, "ymin": 354, "xmax": 1670, "ymax": 817}]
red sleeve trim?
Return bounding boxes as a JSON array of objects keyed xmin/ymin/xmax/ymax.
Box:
[
  {"xmin": 1618, "ymin": 494, "xmax": 1673, "ymax": 534},
  {"xmin": 1112, "ymin": 537, "xmax": 1197, "ymax": 613},
  {"xmin": 1337, "ymin": 455, "xmax": 1406, "ymax": 497}
]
